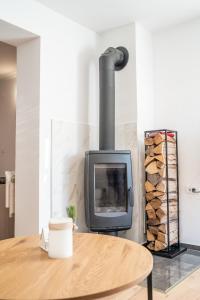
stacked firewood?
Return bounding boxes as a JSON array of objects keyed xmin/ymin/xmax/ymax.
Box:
[{"xmin": 145, "ymin": 132, "xmax": 178, "ymax": 251}]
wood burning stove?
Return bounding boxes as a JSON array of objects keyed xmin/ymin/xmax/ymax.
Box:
[
  {"xmin": 85, "ymin": 150, "xmax": 133, "ymax": 232},
  {"xmin": 84, "ymin": 46, "xmax": 133, "ymax": 233}
]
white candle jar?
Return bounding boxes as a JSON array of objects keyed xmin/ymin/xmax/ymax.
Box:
[{"xmin": 48, "ymin": 218, "xmax": 73, "ymax": 259}]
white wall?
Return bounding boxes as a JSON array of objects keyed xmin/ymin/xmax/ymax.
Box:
[
  {"xmin": 135, "ymin": 24, "xmax": 155, "ymax": 132},
  {"xmin": 15, "ymin": 38, "xmax": 40, "ymax": 235},
  {"xmin": 154, "ymin": 18, "xmax": 200, "ymax": 245},
  {"xmin": 0, "ymin": 0, "xmax": 98, "ymax": 234},
  {"xmin": 135, "ymin": 23, "xmax": 155, "ymax": 242},
  {"xmin": 38, "ymin": 16, "xmax": 98, "ymax": 231}
]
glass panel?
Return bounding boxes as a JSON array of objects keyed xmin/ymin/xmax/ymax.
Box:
[{"xmin": 94, "ymin": 163, "xmax": 127, "ymax": 213}]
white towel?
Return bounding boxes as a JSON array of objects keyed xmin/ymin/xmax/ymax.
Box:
[{"xmin": 5, "ymin": 171, "xmax": 15, "ymax": 218}]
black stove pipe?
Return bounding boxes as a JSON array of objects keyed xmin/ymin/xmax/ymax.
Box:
[{"xmin": 99, "ymin": 46, "xmax": 129, "ymax": 150}]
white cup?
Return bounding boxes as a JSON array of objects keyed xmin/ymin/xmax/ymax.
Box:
[{"xmin": 48, "ymin": 218, "xmax": 73, "ymax": 259}]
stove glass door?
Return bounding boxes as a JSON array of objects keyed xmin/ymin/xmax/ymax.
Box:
[{"xmin": 94, "ymin": 163, "xmax": 127, "ymax": 213}]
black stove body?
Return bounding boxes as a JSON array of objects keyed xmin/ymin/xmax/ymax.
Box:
[
  {"xmin": 85, "ymin": 150, "xmax": 133, "ymax": 231},
  {"xmin": 84, "ymin": 46, "xmax": 133, "ymax": 232}
]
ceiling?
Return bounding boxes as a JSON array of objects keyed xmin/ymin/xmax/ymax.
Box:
[
  {"xmin": 0, "ymin": 20, "xmax": 37, "ymax": 80},
  {"xmin": 37, "ymin": 0, "xmax": 200, "ymax": 33},
  {"xmin": 0, "ymin": 20, "xmax": 37, "ymax": 47}
]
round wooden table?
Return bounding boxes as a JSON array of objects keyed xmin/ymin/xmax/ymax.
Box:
[{"xmin": 0, "ymin": 233, "xmax": 153, "ymax": 300}]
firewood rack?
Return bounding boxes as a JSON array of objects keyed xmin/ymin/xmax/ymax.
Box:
[{"xmin": 144, "ymin": 129, "xmax": 186, "ymax": 258}]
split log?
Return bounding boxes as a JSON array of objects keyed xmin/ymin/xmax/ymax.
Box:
[
  {"xmin": 157, "ymin": 220, "xmax": 178, "ymax": 245},
  {"xmin": 149, "ymin": 198, "xmax": 162, "ymax": 209},
  {"xmin": 145, "ymin": 137, "xmax": 154, "ymax": 145},
  {"xmin": 145, "ymin": 203, "xmax": 153, "ymax": 211},
  {"xmin": 153, "ymin": 191, "xmax": 165, "ymax": 198},
  {"xmin": 156, "ymin": 160, "xmax": 165, "ymax": 169},
  {"xmin": 144, "ymin": 156, "xmax": 155, "ymax": 167},
  {"xmin": 156, "ymin": 193, "xmax": 164, "ymax": 201},
  {"xmin": 147, "ymin": 230, "xmax": 155, "ymax": 241},
  {"xmin": 156, "ymin": 199, "xmax": 177, "ymax": 210},
  {"xmin": 145, "ymin": 145, "xmax": 155, "ymax": 157},
  {"xmin": 158, "ymin": 224, "xmax": 166, "ymax": 234},
  {"xmin": 167, "ymin": 154, "xmax": 177, "ymax": 165},
  {"xmin": 148, "ymin": 202, "xmax": 178, "ymax": 224},
  {"xmin": 145, "ymin": 181, "xmax": 155, "ymax": 192},
  {"xmin": 146, "ymin": 208, "xmax": 156, "ymax": 220},
  {"xmin": 156, "ymin": 181, "xmax": 177, "ymax": 194},
  {"xmin": 166, "ymin": 147, "xmax": 176, "ymax": 156},
  {"xmin": 146, "ymin": 192, "xmax": 155, "ymax": 201},
  {"xmin": 156, "ymin": 182, "xmax": 165, "ymax": 192},
  {"xmin": 169, "ymin": 220, "xmax": 178, "ymax": 233},
  {"xmin": 153, "ymin": 142, "xmax": 176, "ymax": 155},
  {"xmin": 157, "ymin": 229, "xmax": 178, "ymax": 245},
  {"xmin": 147, "ymin": 173, "xmax": 162, "ymax": 186},
  {"xmin": 148, "ymin": 226, "xmax": 159, "ymax": 235},
  {"xmin": 146, "ymin": 191, "xmax": 164, "ymax": 201},
  {"xmin": 147, "ymin": 223, "xmax": 178, "ymax": 250},
  {"xmin": 157, "ymin": 232, "xmax": 167, "ymax": 243},
  {"xmin": 145, "ymin": 161, "xmax": 159, "ymax": 174},
  {"xmin": 158, "ymin": 214, "xmax": 177, "ymax": 224},
  {"xmin": 156, "ymin": 180, "xmax": 177, "ymax": 193},
  {"xmin": 157, "ymin": 207, "xmax": 178, "ymax": 222},
  {"xmin": 147, "ymin": 218, "xmax": 160, "ymax": 226},
  {"xmin": 153, "ymin": 143, "xmax": 164, "ymax": 154},
  {"xmin": 156, "ymin": 208, "xmax": 166, "ymax": 220},
  {"xmin": 157, "ymin": 164, "xmax": 177, "ymax": 180},
  {"xmin": 169, "ymin": 181, "xmax": 177, "ymax": 192},
  {"xmin": 155, "ymin": 154, "xmax": 165, "ymax": 164},
  {"xmin": 147, "ymin": 242, "xmax": 155, "ymax": 251},
  {"xmin": 154, "ymin": 133, "xmax": 164, "ymax": 145},
  {"xmin": 158, "ymin": 168, "xmax": 164, "ymax": 177},
  {"xmin": 166, "ymin": 165, "xmax": 177, "ymax": 180},
  {"xmin": 154, "ymin": 240, "xmax": 167, "ymax": 251}
]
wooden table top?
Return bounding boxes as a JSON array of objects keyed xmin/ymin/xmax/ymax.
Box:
[{"xmin": 0, "ymin": 233, "xmax": 153, "ymax": 300}]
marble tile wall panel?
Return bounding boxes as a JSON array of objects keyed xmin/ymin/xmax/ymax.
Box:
[
  {"xmin": 51, "ymin": 120, "xmax": 97, "ymax": 231},
  {"xmin": 51, "ymin": 120, "xmax": 142, "ymax": 240}
]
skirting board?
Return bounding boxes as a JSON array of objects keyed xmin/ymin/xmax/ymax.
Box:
[{"xmin": 180, "ymin": 243, "xmax": 200, "ymax": 251}]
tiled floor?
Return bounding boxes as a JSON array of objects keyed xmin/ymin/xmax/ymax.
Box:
[{"xmin": 151, "ymin": 249, "xmax": 200, "ymax": 292}]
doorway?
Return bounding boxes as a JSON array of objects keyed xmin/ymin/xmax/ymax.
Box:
[
  {"xmin": 0, "ymin": 20, "xmax": 40, "ymax": 237},
  {"xmin": 0, "ymin": 41, "xmax": 16, "ymax": 239}
]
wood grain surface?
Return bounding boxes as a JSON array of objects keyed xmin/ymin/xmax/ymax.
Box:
[{"xmin": 0, "ymin": 233, "xmax": 153, "ymax": 300}]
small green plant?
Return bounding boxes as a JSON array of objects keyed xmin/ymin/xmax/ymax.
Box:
[{"xmin": 66, "ymin": 205, "xmax": 76, "ymax": 222}]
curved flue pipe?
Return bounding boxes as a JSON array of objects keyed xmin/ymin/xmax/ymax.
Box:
[{"xmin": 99, "ymin": 46, "xmax": 129, "ymax": 150}]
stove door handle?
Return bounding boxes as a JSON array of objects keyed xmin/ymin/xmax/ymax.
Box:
[{"xmin": 128, "ymin": 187, "xmax": 134, "ymax": 207}]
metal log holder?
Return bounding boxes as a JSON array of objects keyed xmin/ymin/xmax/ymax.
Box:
[{"xmin": 144, "ymin": 129, "xmax": 186, "ymax": 258}]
